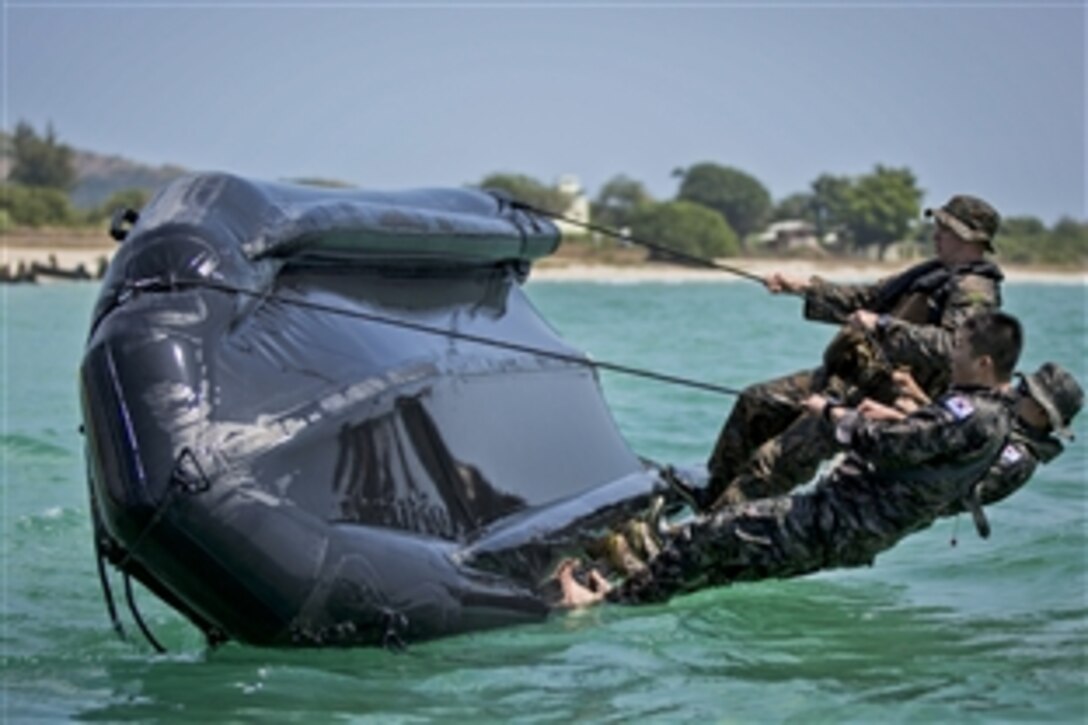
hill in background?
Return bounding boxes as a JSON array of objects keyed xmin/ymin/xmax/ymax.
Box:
[
  {"xmin": 0, "ymin": 131, "xmax": 188, "ymax": 209},
  {"xmin": 68, "ymin": 149, "xmax": 188, "ymax": 209}
]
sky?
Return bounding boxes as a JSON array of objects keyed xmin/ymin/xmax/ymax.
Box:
[{"xmin": 3, "ymin": 1, "xmax": 1085, "ymax": 224}]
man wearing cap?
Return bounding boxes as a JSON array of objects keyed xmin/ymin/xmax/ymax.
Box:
[
  {"xmin": 699, "ymin": 195, "xmax": 1005, "ymax": 511},
  {"xmin": 888, "ymin": 361, "xmax": 1083, "ymax": 533}
]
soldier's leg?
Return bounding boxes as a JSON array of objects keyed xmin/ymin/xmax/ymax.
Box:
[
  {"xmin": 705, "ymin": 369, "xmax": 817, "ymax": 503},
  {"xmin": 709, "ymin": 412, "xmax": 838, "ymax": 507},
  {"xmin": 610, "ymin": 494, "xmax": 825, "ymax": 604}
]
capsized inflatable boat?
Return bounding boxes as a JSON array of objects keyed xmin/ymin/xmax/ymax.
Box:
[{"xmin": 81, "ymin": 173, "xmax": 685, "ymax": 647}]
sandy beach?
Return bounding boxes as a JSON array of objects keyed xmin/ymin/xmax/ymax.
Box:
[
  {"xmin": 1, "ymin": 245, "xmax": 114, "ymax": 275},
  {"xmin": 2, "ymin": 236, "xmax": 1084, "ymax": 285},
  {"xmin": 531, "ymin": 257, "xmax": 1087, "ymax": 285},
  {"xmin": 1, "ymin": 231, "xmax": 115, "ymax": 279}
]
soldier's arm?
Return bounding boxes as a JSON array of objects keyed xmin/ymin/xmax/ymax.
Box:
[
  {"xmin": 943, "ymin": 442, "xmax": 1039, "ymax": 515},
  {"xmin": 975, "ymin": 443, "xmax": 1040, "ymax": 507},
  {"xmin": 828, "ymin": 396, "xmax": 987, "ymax": 469},
  {"xmin": 802, "ymin": 276, "xmax": 883, "ymax": 324},
  {"xmin": 875, "ymin": 274, "xmax": 1000, "ymax": 371}
]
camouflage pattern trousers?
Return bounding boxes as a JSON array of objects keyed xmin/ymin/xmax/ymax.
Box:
[
  {"xmin": 704, "ymin": 368, "xmax": 830, "ymax": 506},
  {"xmin": 704, "ymin": 365, "xmax": 892, "ymax": 507},
  {"xmin": 610, "ymin": 484, "xmax": 895, "ymax": 605}
]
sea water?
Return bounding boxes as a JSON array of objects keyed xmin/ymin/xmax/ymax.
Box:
[{"xmin": 1, "ymin": 278, "xmax": 1085, "ymax": 722}]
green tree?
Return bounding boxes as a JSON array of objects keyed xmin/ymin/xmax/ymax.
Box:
[
  {"xmin": 993, "ymin": 215, "xmax": 1046, "ymax": 263},
  {"xmin": 0, "ymin": 183, "xmax": 76, "ymax": 227},
  {"xmin": 9, "ymin": 120, "xmax": 76, "ymax": 190},
  {"xmin": 809, "ymin": 173, "xmax": 853, "ymax": 239},
  {"xmin": 630, "ymin": 200, "xmax": 740, "ymax": 260},
  {"xmin": 842, "ymin": 165, "xmax": 923, "ymax": 259},
  {"xmin": 1000, "ymin": 215, "xmax": 1047, "ymax": 238},
  {"xmin": 994, "ymin": 216, "xmax": 1087, "ymax": 265},
  {"xmin": 771, "ymin": 192, "xmax": 817, "ymax": 223},
  {"xmin": 86, "ymin": 187, "xmax": 152, "ymax": 224},
  {"xmin": 591, "ymin": 174, "xmax": 654, "ymax": 230},
  {"xmin": 676, "ymin": 162, "xmax": 772, "ymax": 243},
  {"xmin": 477, "ymin": 173, "xmax": 572, "ymax": 215},
  {"xmin": 1044, "ymin": 217, "xmax": 1088, "ymax": 264}
]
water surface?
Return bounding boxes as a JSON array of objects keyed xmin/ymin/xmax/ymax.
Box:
[{"xmin": 2, "ymin": 278, "xmax": 1084, "ymax": 721}]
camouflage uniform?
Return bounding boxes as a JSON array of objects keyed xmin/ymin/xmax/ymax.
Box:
[
  {"xmin": 705, "ymin": 196, "xmax": 1004, "ymax": 508},
  {"xmin": 943, "ymin": 421, "xmax": 1061, "ymax": 540},
  {"xmin": 948, "ymin": 362, "xmax": 1083, "ymax": 530},
  {"xmin": 613, "ymin": 385, "xmax": 1011, "ymax": 604}
]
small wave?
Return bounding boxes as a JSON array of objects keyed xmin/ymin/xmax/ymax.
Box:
[
  {"xmin": 0, "ymin": 433, "xmax": 73, "ymax": 460},
  {"xmin": 15, "ymin": 506, "xmax": 86, "ymax": 534}
]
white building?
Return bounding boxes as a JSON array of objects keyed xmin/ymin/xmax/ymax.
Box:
[
  {"xmin": 757, "ymin": 219, "xmax": 825, "ymax": 254},
  {"xmin": 554, "ymin": 174, "xmax": 590, "ymax": 236}
]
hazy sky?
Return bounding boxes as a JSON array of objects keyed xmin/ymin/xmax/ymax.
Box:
[{"xmin": 4, "ymin": 1, "xmax": 1085, "ymax": 223}]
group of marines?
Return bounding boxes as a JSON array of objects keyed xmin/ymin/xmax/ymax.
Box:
[{"xmin": 556, "ymin": 194, "xmax": 1083, "ymax": 608}]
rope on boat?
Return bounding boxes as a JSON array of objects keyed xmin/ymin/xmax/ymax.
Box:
[
  {"xmin": 508, "ymin": 200, "xmax": 767, "ymax": 284},
  {"xmin": 515, "ymin": 203, "xmax": 900, "ymax": 379},
  {"xmin": 154, "ymin": 278, "xmax": 747, "ymax": 399},
  {"xmin": 123, "ymin": 573, "xmax": 167, "ymax": 654}
]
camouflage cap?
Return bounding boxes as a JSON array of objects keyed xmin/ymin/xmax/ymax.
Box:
[
  {"xmin": 925, "ymin": 195, "xmax": 1000, "ymax": 252},
  {"xmin": 1020, "ymin": 362, "xmax": 1084, "ymax": 440}
]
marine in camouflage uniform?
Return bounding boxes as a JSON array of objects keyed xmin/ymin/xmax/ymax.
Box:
[
  {"xmin": 947, "ymin": 362, "xmax": 1083, "ymax": 536},
  {"xmin": 704, "ymin": 195, "xmax": 1005, "ymax": 509},
  {"xmin": 638, "ymin": 363, "xmax": 1083, "ymax": 586},
  {"xmin": 611, "ymin": 383, "xmax": 1013, "ymax": 604}
]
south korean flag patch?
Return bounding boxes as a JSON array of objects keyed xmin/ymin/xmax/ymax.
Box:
[
  {"xmin": 943, "ymin": 394, "xmax": 975, "ymax": 420},
  {"xmin": 1000, "ymin": 443, "xmax": 1025, "ymax": 465}
]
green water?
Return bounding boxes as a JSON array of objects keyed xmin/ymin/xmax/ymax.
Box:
[{"xmin": 2, "ymin": 279, "xmax": 1085, "ymax": 722}]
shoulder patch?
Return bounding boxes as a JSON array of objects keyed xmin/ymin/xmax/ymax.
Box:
[
  {"xmin": 1000, "ymin": 443, "xmax": 1025, "ymax": 465},
  {"xmin": 958, "ymin": 274, "xmax": 994, "ymax": 294},
  {"xmin": 956, "ymin": 275, "xmax": 996, "ymax": 306},
  {"xmin": 943, "ymin": 394, "xmax": 975, "ymax": 420}
]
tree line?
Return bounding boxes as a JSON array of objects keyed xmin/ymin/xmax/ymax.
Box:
[
  {"xmin": 1, "ymin": 121, "xmax": 150, "ymax": 230},
  {"xmin": 483, "ymin": 166, "xmax": 1087, "ymax": 266},
  {"xmin": 3, "ymin": 120, "xmax": 1084, "ymax": 266}
]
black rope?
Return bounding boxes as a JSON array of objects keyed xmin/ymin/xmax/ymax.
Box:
[
  {"xmin": 164, "ymin": 278, "xmax": 745, "ymax": 398},
  {"xmin": 123, "ymin": 573, "xmax": 167, "ymax": 654},
  {"xmin": 102, "ymin": 446, "xmax": 215, "ymax": 652},
  {"xmin": 94, "ymin": 546, "xmax": 126, "ymax": 641},
  {"xmin": 88, "ymin": 481, "xmax": 127, "ymax": 641},
  {"xmin": 514, "ymin": 202, "xmax": 909, "ymax": 384},
  {"xmin": 509, "ymin": 200, "xmax": 767, "ymax": 284}
]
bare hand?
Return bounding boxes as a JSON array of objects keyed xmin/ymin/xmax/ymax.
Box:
[
  {"xmin": 849, "ymin": 310, "xmax": 879, "ymax": 332},
  {"xmin": 891, "ymin": 369, "xmax": 930, "ymax": 405},
  {"xmin": 763, "ymin": 273, "xmax": 810, "ymax": 295},
  {"xmin": 803, "ymin": 394, "xmax": 829, "ymax": 417},
  {"xmin": 893, "ymin": 396, "xmax": 922, "ymax": 415},
  {"xmin": 556, "ymin": 560, "xmax": 611, "ymax": 609},
  {"xmin": 857, "ymin": 398, "xmax": 906, "ymax": 421}
]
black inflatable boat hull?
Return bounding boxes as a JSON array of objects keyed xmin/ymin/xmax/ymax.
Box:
[{"xmin": 81, "ymin": 173, "xmax": 664, "ymax": 646}]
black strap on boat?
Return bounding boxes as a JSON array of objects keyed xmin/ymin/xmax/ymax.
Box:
[
  {"xmin": 85, "ymin": 461, "xmax": 128, "ymax": 641},
  {"xmin": 138, "ymin": 277, "xmax": 746, "ymax": 399},
  {"xmin": 104, "ymin": 446, "xmax": 214, "ymax": 652},
  {"xmin": 123, "ymin": 572, "xmax": 167, "ymax": 654},
  {"xmin": 115, "ymin": 446, "xmax": 212, "ymax": 572},
  {"xmin": 94, "ymin": 543, "xmax": 127, "ymax": 641}
]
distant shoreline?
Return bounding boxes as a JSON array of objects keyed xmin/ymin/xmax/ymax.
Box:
[
  {"xmin": 531, "ymin": 258, "xmax": 1087, "ymax": 285},
  {"xmin": 3, "ymin": 238, "xmax": 1084, "ymax": 285}
]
